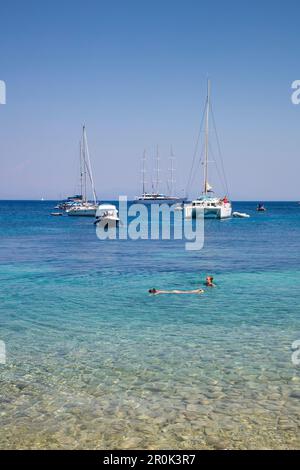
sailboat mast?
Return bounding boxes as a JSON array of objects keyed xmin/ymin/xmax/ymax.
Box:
[
  {"xmin": 142, "ymin": 150, "xmax": 146, "ymax": 195},
  {"xmin": 155, "ymin": 145, "xmax": 160, "ymax": 194},
  {"xmin": 82, "ymin": 128, "xmax": 87, "ymax": 203},
  {"xmin": 204, "ymin": 79, "xmax": 210, "ymax": 195},
  {"xmin": 79, "ymin": 140, "xmax": 83, "ymax": 199},
  {"xmin": 169, "ymin": 145, "xmax": 175, "ymax": 196},
  {"xmin": 83, "ymin": 125, "xmax": 97, "ymax": 204}
]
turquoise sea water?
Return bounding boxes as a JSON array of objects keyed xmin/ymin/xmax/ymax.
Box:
[{"xmin": 0, "ymin": 200, "xmax": 299, "ymax": 449}]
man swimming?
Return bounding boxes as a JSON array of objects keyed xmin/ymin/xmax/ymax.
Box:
[
  {"xmin": 205, "ymin": 276, "xmax": 215, "ymax": 287},
  {"xmin": 148, "ymin": 288, "xmax": 204, "ymax": 295}
]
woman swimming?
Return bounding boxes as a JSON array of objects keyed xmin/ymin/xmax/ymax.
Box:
[{"xmin": 148, "ymin": 288, "xmax": 204, "ymax": 295}]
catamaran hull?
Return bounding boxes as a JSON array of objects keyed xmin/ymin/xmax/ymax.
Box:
[{"xmin": 184, "ymin": 204, "xmax": 232, "ymax": 219}]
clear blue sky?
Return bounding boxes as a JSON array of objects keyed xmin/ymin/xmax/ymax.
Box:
[{"xmin": 0, "ymin": 0, "xmax": 300, "ymax": 200}]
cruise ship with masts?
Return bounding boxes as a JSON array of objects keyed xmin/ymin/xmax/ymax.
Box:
[
  {"xmin": 184, "ymin": 80, "xmax": 232, "ymax": 219},
  {"xmin": 66, "ymin": 125, "xmax": 99, "ymax": 216},
  {"xmin": 135, "ymin": 146, "xmax": 187, "ymax": 204}
]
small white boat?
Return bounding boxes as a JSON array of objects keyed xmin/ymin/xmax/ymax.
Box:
[
  {"xmin": 257, "ymin": 203, "xmax": 267, "ymax": 212},
  {"xmin": 94, "ymin": 204, "xmax": 120, "ymax": 225},
  {"xmin": 232, "ymin": 211, "xmax": 250, "ymax": 218}
]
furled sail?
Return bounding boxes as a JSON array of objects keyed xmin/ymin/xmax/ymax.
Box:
[{"xmin": 205, "ymin": 182, "xmax": 213, "ymax": 192}]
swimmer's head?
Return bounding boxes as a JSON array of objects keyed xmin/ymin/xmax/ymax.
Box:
[
  {"xmin": 148, "ymin": 288, "xmax": 157, "ymax": 294},
  {"xmin": 205, "ymin": 276, "xmax": 214, "ymax": 285}
]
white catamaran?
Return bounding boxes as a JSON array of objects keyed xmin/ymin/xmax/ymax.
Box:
[
  {"xmin": 135, "ymin": 147, "xmax": 187, "ymax": 205},
  {"xmin": 66, "ymin": 126, "xmax": 99, "ymax": 217},
  {"xmin": 184, "ymin": 80, "xmax": 232, "ymax": 219}
]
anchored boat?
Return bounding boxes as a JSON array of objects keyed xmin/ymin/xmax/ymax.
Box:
[
  {"xmin": 135, "ymin": 147, "xmax": 187, "ymax": 205},
  {"xmin": 94, "ymin": 204, "xmax": 120, "ymax": 226},
  {"xmin": 66, "ymin": 126, "xmax": 98, "ymax": 217},
  {"xmin": 184, "ymin": 80, "xmax": 232, "ymax": 220},
  {"xmin": 256, "ymin": 203, "xmax": 267, "ymax": 212}
]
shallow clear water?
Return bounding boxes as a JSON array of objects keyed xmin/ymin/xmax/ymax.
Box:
[{"xmin": 0, "ymin": 200, "xmax": 299, "ymax": 449}]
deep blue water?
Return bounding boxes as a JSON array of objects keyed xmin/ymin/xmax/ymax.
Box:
[{"xmin": 0, "ymin": 200, "xmax": 299, "ymax": 449}]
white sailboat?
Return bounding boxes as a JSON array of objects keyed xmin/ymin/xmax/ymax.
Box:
[
  {"xmin": 135, "ymin": 147, "xmax": 187, "ymax": 205},
  {"xmin": 66, "ymin": 126, "xmax": 99, "ymax": 217},
  {"xmin": 184, "ymin": 80, "xmax": 232, "ymax": 219}
]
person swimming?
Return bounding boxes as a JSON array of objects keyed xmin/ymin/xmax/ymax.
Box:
[
  {"xmin": 205, "ymin": 276, "xmax": 215, "ymax": 287},
  {"xmin": 148, "ymin": 288, "xmax": 204, "ymax": 295}
]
